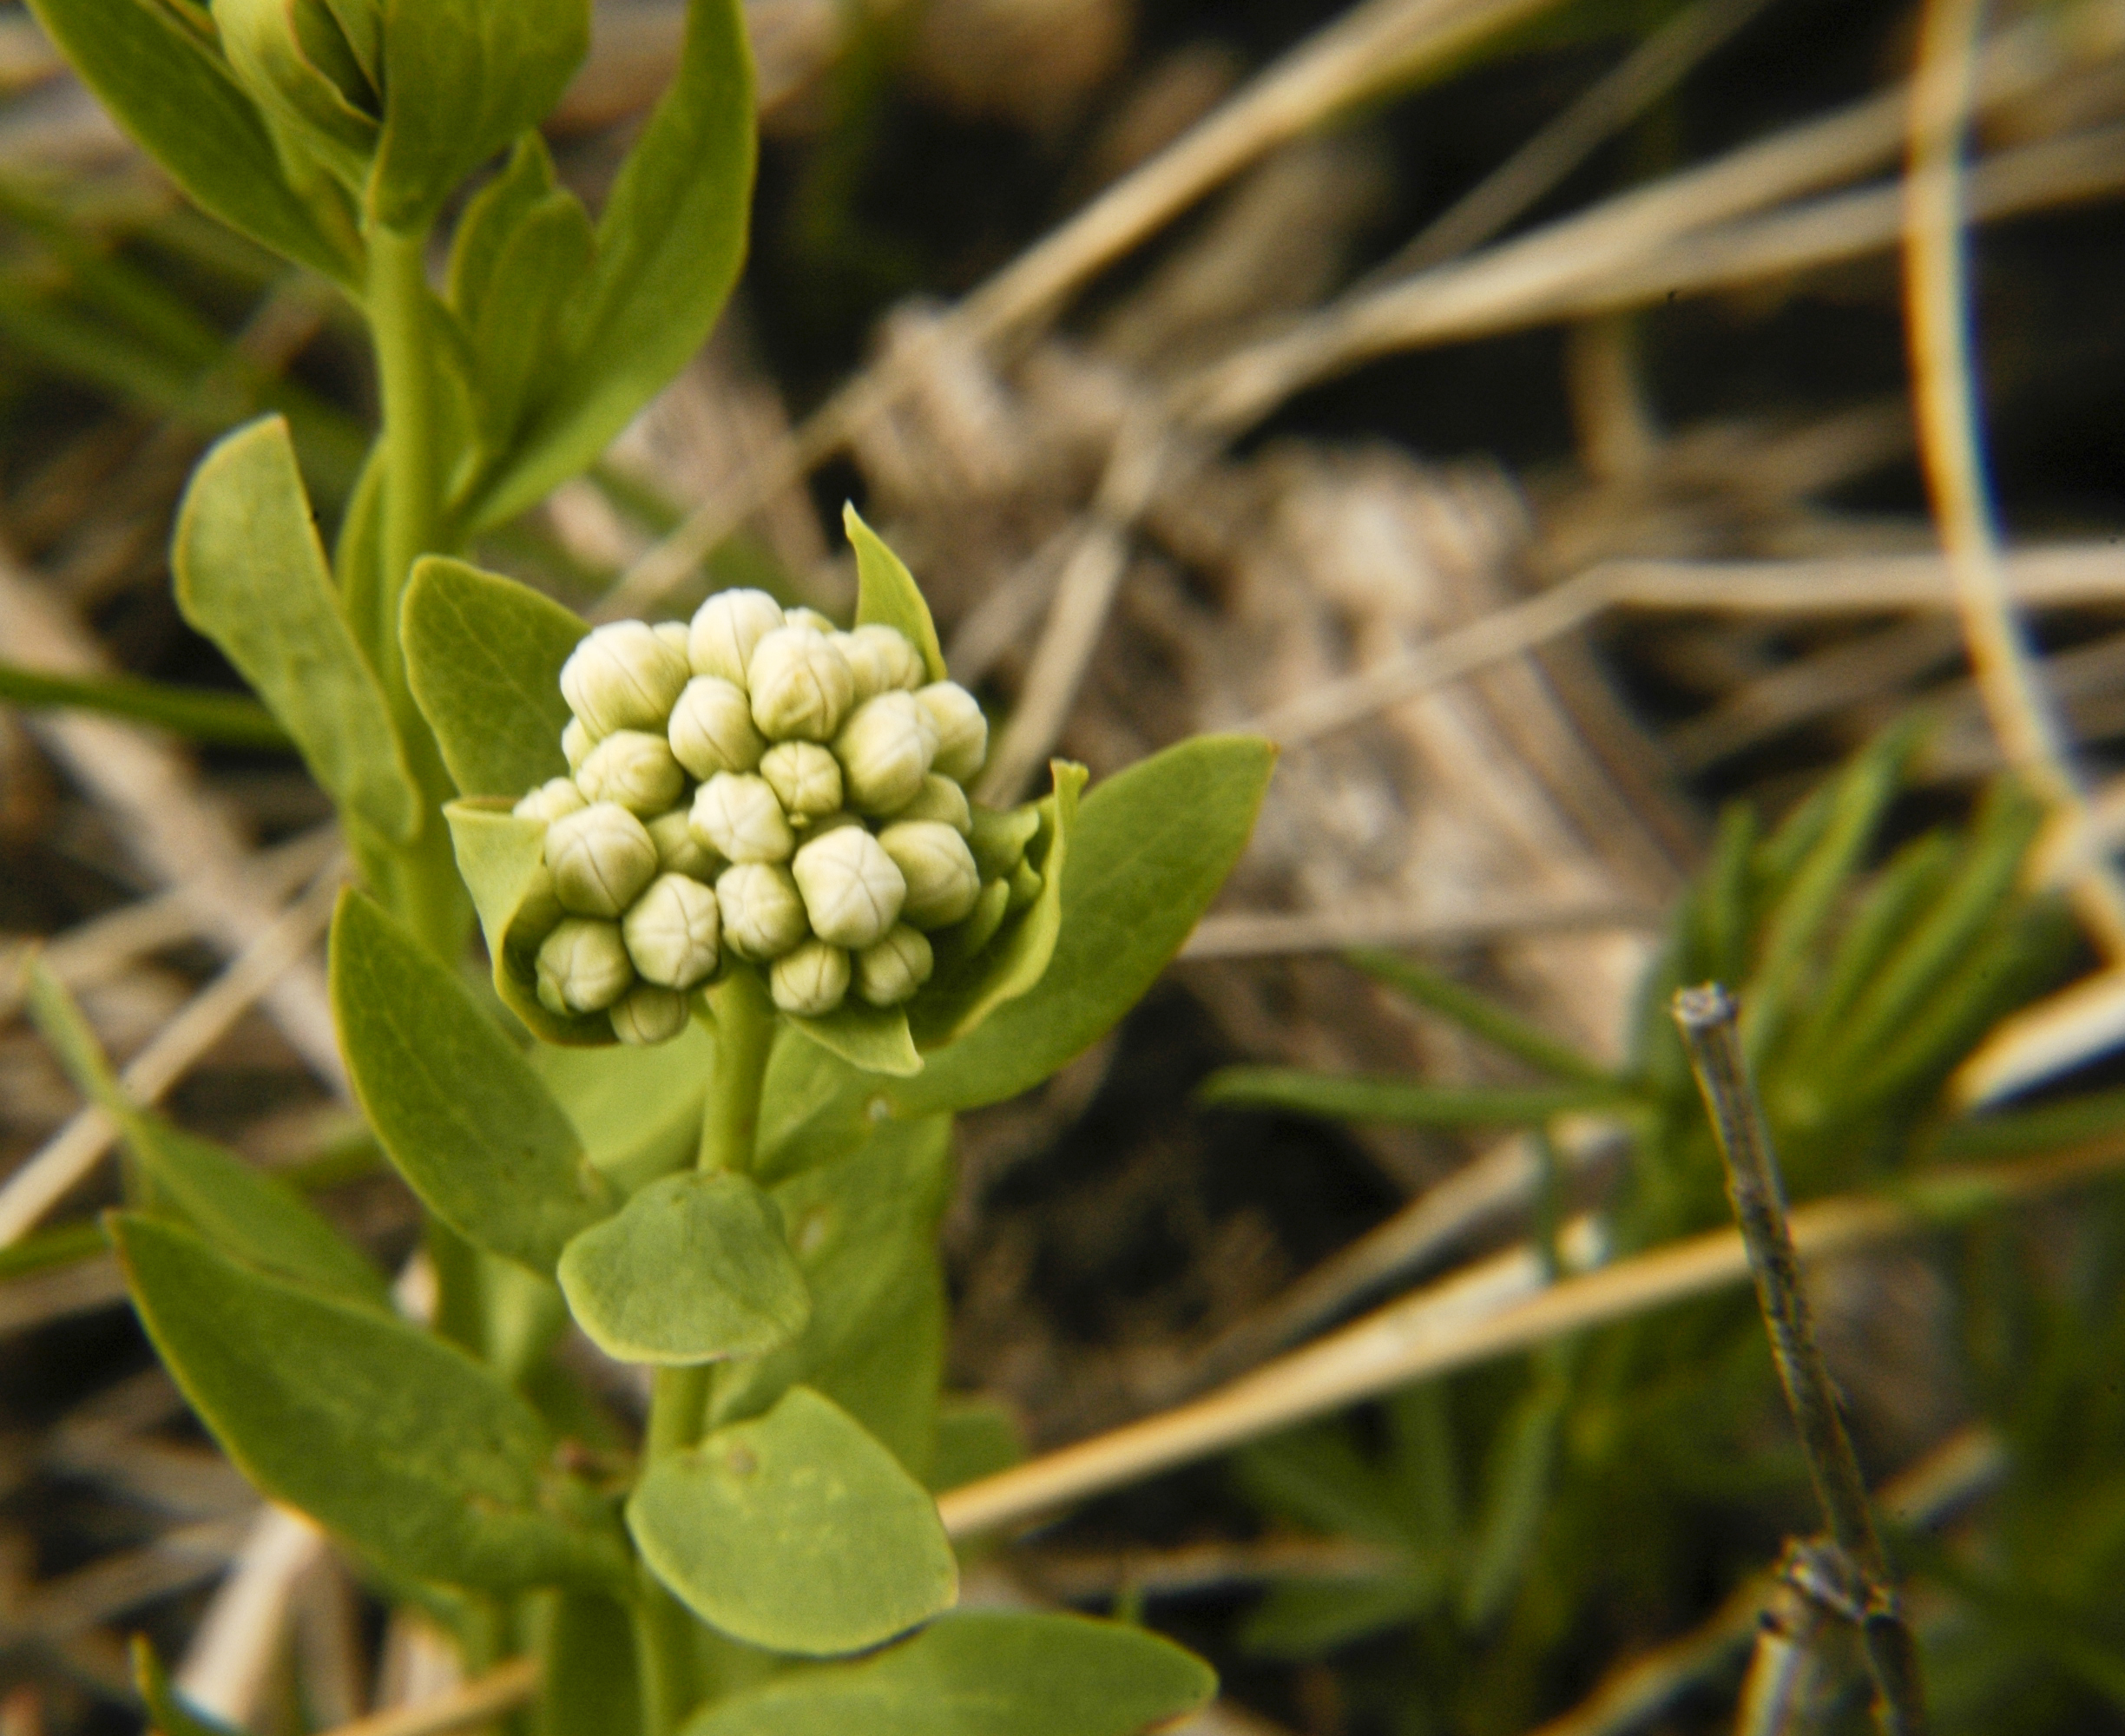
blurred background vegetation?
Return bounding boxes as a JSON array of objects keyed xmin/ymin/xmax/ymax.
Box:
[{"xmin": 4, "ymin": 0, "xmax": 2125, "ymax": 1731}]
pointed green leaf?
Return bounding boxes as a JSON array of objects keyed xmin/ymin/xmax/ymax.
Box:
[
  {"xmin": 111, "ymin": 1213, "xmax": 628, "ymax": 1591},
  {"xmin": 174, "ymin": 417, "xmax": 419, "ymax": 845},
  {"xmin": 629, "ymin": 1385, "xmax": 956, "ymax": 1655},
  {"xmin": 928, "ymin": 1397, "xmax": 1024, "ymax": 1494},
  {"xmin": 1241, "ymin": 1577, "xmax": 1434, "ymax": 1658},
  {"xmin": 445, "ymin": 799, "xmax": 612, "ymax": 1043},
  {"xmin": 845, "ymin": 506, "xmax": 945, "ymax": 683},
  {"xmin": 1348, "ymin": 950, "xmax": 1613, "ymax": 1086},
  {"xmin": 449, "ymin": 132, "xmax": 560, "ymax": 325},
  {"xmin": 790, "ymin": 999, "xmax": 923, "ymax": 1078},
  {"xmin": 469, "ymin": 189, "xmax": 596, "ymax": 449},
  {"xmin": 891, "ymin": 735, "xmax": 1273, "ymax": 1115},
  {"xmin": 331, "ymin": 889, "xmax": 615, "ymax": 1272},
  {"xmin": 25, "ymin": 963, "xmax": 387, "ymax": 1308},
  {"xmin": 371, "ymin": 0, "xmax": 589, "ymax": 227},
  {"xmin": 711, "ymin": 1116, "xmax": 952, "ymax": 1470},
  {"xmin": 909, "ymin": 762, "xmax": 1081, "ymax": 1051},
  {"xmin": 23, "ymin": 0, "xmax": 359, "ymax": 286},
  {"xmin": 404, "ymin": 556, "xmax": 582, "ymax": 799},
  {"xmin": 676, "ymin": 1611, "xmax": 1216, "ymax": 1736},
  {"xmin": 754, "ymin": 1025, "xmax": 874, "ymax": 1184},
  {"xmin": 135, "ymin": 1635, "xmax": 240, "ymax": 1736},
  {"xmin": 466, "ymin": 0, "xmax": 754, "ymax": 525},
  {"xmin": 1198, "ymin": 1069, "xmax": 1619, "ymax": 1126},
  {"xmin": 558, "ymin": 1170, "xmax": 808, "ymax": 1365}
]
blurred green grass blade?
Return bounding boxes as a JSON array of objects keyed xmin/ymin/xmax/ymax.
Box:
[
  {"xmin": 1200, "ymin": 1068, "xmax": 1623, "ymax": 1126},
  {"xmin": 1346, "ymin": 949, "xmax": 1616, "ymax": 1085},
  {"xmin": 1931, "ymin": 1084, "xmax": 2125, "ymax": 1161},
  {"xmin": 1385, "ymin": 1384, "xmax": 1463, "ymax": 1558},
  {"xmin": 0, "ymin": 661, "xmax": 290, "ymax": 748},
  {"xmin": 1457, "ymin": 1358, "xmax": 1569, "ymax": 1628},
  {"xmin": 1744, "ymin": 721, "xmax": 1914, "ymax": 1062},
  {"xmin": 1236, "ymin": 1425, "xmax": 1417, "ymax": 1554},
  {"xmin": 1831, "ymin": 780, "xmax": 2046, "ymax": 1083},
  {"xmin": 1797, "ymin": 830, "xmax": 1958, "ymax": 1066},
  {"xmin": 0, "ymin": 1218, "xmax": 106, "ymax": 1282}
]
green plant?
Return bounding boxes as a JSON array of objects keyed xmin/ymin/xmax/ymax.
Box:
[
  {"xmin": 18, "ymin": 1, "xmax": 1279, "ymax": 1727},
  {"xmin": 1201, "ymin": 728, "xmax": 2125, "ymax": 1732}
]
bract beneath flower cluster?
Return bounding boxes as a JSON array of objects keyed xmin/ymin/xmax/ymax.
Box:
[{"xmin": 506, "ymin": 590, "xmax": 1038, "ymax": 1043}]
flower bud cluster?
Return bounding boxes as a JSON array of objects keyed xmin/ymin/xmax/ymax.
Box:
[{"xmin": 511, "ymin": 590, "xmax": 1036, "ymax": 1042}]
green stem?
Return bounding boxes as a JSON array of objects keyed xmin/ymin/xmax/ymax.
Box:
[
  {"xmin": 635, "ymin": 1565, "xmax": 705, "ymax": 1736},
  {"xmin": 698, "ymin": 971, "xmax": 775, "ymax": 1175}
]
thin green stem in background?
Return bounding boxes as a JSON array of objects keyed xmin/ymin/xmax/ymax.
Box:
[
  {"xmin": 0, "ymin": 661, "xmax": 290, "ymax": 748},
  {"xmin": 1673, "ymin": 983, "xmax": 1928, "ymax": 1736},
  {"xmin": 367, "ymin": 221, "xmax": 441, "ymax": 694}
]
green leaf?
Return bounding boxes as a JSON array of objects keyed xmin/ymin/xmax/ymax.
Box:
[
  {"xmin": 370, "ymin": 0, "xmax": 590, "ymax": 228},
  {"xmin": 448, "ymin": 132, "xmax": 559, "ymax": 326},
  {"xmin": 135, "ymin": 1635, "xmax": 240, "ymax": 1736},
  {"xmin": 1241, "ymin": 1576, "xmax": 1434, "ymax": 1658},
  {"xmin": 404, "ymin": 556, "xmax": 582, "ymax": 799},
  {"xmin": 628, "ymin": 1385, "xmax": 957, "ymax": 1655},
  {"xmin": 790, "ymin": 1000, "xmax": 923, "ymax": 1078},
  {"xmin": 23, "ymin": 0, "xmax": 359, "ymax": 286},
  {"xmin": 445, "ymin": 799, "xmax": 612, "ymax": 1043},
  {"xmin": 468, "ymin": 189, "xmax": 596, "ymax": 450},
  {"xmin": 536, "ymin": 1023, "xmax": 713, "ymax": 1195},
  {"xmin": 174, "ymin": 417, "xmax": 419, "ymax": 845},
  {"xmin": 909, "ymin": 763, "xmax": 1082, "ymax": 1051},
  {"xmin": 1347, "ymin": 950, "xmax": 1614, "ymax": 1086},
  {"xmin": 1457, "ymin": 1364, "xmax": 1569, "ymax": 1628},
  {"xmin": 540, "ymin": 1591, "xmax": 642, "ymax": 1736},
  {"xmin": 676, "ymin": 1610, "xmax": 1216, "ymax": 1736},
  {"xmin": 25, "ymin": 963, "xmax": 387, "ymax": 1308},
  {"xmin": 111, "ymin": 1212, "xmax": 628, "ymax": 1590},
  {"xmin": 558, "ymin": 1170, "xmax": 809, "ymax": 1365},
  {"xmin": 754, "ymin": 1027, "xmax": 875, "ymax": 1184},
  {"xmin": 711, "ymin": 1116, "xmax": 952, "ymax": 1470},
  {"xmin": 331, "ymin": 889, "xmax": 614, "ymax": 1271},
  {"xmin": 0, "ymin": 661, "xmax": 288, "ymax": 749},
  {"xmin": 892, "ymin": 735, "xmax": 1273, "ymax": 1115},
  {"xmin": 928, "ymin": 1397, "xmax": 1024, "ymax": 1493},
  {"xmin": 845, "ymin": 506, "xmax": 945, "ymax": 684},
  {"xmin": 466, "ymin": 0, "xmax": 754, "ymax": 526},
  {"xmin": 1199, "ymin": 1069, "xmax": 1617, "ymax": 1126}
]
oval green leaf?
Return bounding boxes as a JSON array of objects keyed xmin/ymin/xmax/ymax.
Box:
[
  {"xmin": 894, "ymin": 734, "xmax": 1273, "ymax": 1115},
  {"xmin": 404, "ymin": 556, "xmax": 582, "ymax": 799},
  {"xmin": 677, "ymin": 1610, "xmax": 1216, "ymax": 1736},
  {"xmin": 111, "ymin": 1213, "xmax": 628, "ymax": 1591},
  {"xmin": 174, "ymin": 417, "xmax": 420, "ymax": 845},
  {"xmin": 331, "ymin": 888, "xmax": 614, "ymax": 1271},
  {"xmin": 557, "ymin": 1170, "xmax": 809, "ymax": 1365},
  {"xmin": 628, "ymin": 1385, "xmax": 957, "ymax": 1655}
]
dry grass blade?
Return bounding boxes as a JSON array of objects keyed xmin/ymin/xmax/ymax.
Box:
[
  {"xmin": 1248, "ymin": 543, "xmax": 2125, "ymax": 746},
  {"xmin": 299, "ymin": 1656, "xmax": 540, "ymax": 1736},
  {"xmin": 174, "ymin": 1507, "xmax": 326, "ymax": 1726},
  {"xmin": 1180, "ymin": 898, "xmax": 1664, "ymax": 958},
  {"xmin": 0, "ymin": 858, "xmax": 346, "ymax": 1246},
  {"xmin": 594, "ymin": 0, "xmax": 1572, "ymax": 621},
  {"xmin": 936, "ymin": 1141, "xmax": 2125, "ymax": 1539}
]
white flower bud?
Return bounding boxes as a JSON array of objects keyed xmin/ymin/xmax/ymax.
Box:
[
  {"xmin": 878, "ymin": 820, "xmax": 981, "ymax": 929},
  {"xmin": 622, "ymin": 872, "xmax": 721, "ymax": 989},
  {"xmin": 791, "ymin": 825, "xmax": 905, "ymax": 950},
  {"xmin": 654, "ymin": 621, "xmax": 692, "ymax": 659},
  {"xmin": 536, "ymin": 917, "xmax": 635, "ymax": 1014},
  {"xmin": 915, "ymin": 681, "xmax": 988, "ymax": 784},
  {"xmin": 668, "ymin": 675, "xmax": 766, "ymax": 779},
  {"xmin": 688, "ymin": 589, "xmax": 785, "ymax": 686},
  {"xmin": 576, "ymin": 729, "xmax": 685, "ymax": 818},
  {"xmin": 691, "ymin": 773, "xmax": 794, "ymax": 864},
  {"xmin": 514, "ymin": 777, "xmax": 587, "ymax": 825},
  {"xmin": 562, "ymin": 621, "xmax": 690, "ymax": 738},
  {"xmin": 546, "ymin": 802, "xmax": 658, "ymax": 917},
  {"xmin": 837, "ymin": 624, "xmax": 926, "ymax": 701},
  {"xmin": 747, "ymin": 626, "xmax": 855, "ymax": 743},
  {"xmin": 786, "ymin": 607, "xmax": 839, "ymax": 635},
  {"xmin": 647, "ymin": 809, "xmax": 719, "ymax": 879},
  {"xmin": 611, "ymin": 983, "xmax": 688, "ymax": 1046},
  {"xmin": 854, "ymin": 924, "xmax": 932, "ymax": 1007},
  {"xmin": 892, "ymin": 773, "xmax": 972, "ymax": 834},
  {"xmin": 715, "ymin": 863, "xmax": 808, "ymax": 960},
  {"xmin": 833, "ymin": 692, "xmax": 938, "ymax": 815},
  {"xmin": 769, "ymin": 939, "xmax": 850, "ymax": 1016},
  {"xmin": 562, "ymin": 718, "xmax": 592, "ymax": 771},
  {"xmin": 760, "ymin": 741, "xmax": 844, "ymax": 822}
]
